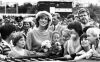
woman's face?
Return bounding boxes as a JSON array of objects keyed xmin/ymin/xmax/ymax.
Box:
[
  {"xmin": 16, "ymin": 36, "xmax": 26, "ymax": 48},
  {"xmin": 81, "ymin": 38, "xmax": 90, "ymax": 47},
  {"xmin": 23, "ymin": 22, "xmax": 30, "ymax": 29},
  {"xmin": 62, "ymin": 30, "xmax": 70, "ymax": 41},
  {"xmin": 18, "ymin": 22, "xmax": 23, "ymax": 28},
  {"xmin": 39, "ymin": 17, "xmax": 48, "ymax": 27}
]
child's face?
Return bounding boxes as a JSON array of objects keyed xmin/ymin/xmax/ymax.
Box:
[
  {"xmin": 87, "ymin": 33, "xmax": 97, "ymax": 44},
  {"xmin": 62, "ymin": 31, "xmax": 70, "ymax": 41},
  {"xmin": 81, "ymin": 38, "xmax": 90, "ymax": 47},
  {"xmin": 53, "ymin": 33, "xmax": 60, "ymax": 42},
  {"xmin": 16, "ymin": 36, "xmax": 26, "ymax": 48}
]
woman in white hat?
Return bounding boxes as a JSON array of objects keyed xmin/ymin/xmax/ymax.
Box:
[
  {"xmin": 26, "ymin": 11, "xmax": 52, "ymax": 52},
  {"xmin": 22, "ymin": 17, "xmax": 35, "ymax": 35}
]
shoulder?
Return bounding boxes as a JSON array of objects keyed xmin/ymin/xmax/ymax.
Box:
[
  {"xmin": 27, "ymin": 27, "xmax": 37, "ymax": 37},
  {"xmin": 8, "ymin": 51, "xmax": 15, "ymax": 57}
]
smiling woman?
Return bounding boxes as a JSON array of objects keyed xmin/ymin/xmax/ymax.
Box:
[{"xmin": 26, "ymin": 11, "xmax": 52, "ymax": 53}]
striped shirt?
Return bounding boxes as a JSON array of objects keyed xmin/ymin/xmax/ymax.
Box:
[{"xmin": 0, "ymin": 40, "xmax": 11, "ymax": 55}]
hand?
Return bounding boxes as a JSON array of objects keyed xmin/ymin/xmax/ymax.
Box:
[
  {"xmin": 64, "ymin": 55, "xmax": 71, "ymax": 59},
  {"xmin": 86, "ymin": 54, "xmax": 92, "ymax": 59},
  {"xmin": 74, "ymin": 56, "xmax": 80, "ymax": 61},
  {"xmin": 92, "ymin": 50, "xmax": 99, "ymax": 57},
  {"xmin": 0, "ymin": 55, "xmax": 7, "ymax": 60}
]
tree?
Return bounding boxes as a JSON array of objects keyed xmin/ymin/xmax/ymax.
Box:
[{"xmin": 87, "ymin": 4, "xmax": 100, "ymax": 23}]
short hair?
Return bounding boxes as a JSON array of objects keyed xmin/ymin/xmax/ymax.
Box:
[
  {"xmin": 0, "ymin": 23, "xmax": 17, "ymax": 40},
  {"xmin": 80, "ymin": 33, "xmax": 90, "ymax": 49},
  {"xmin": 67, "ymin": 14, "xmax": 74, "ymax": 20},
  {"xmin": 67, "ymin": 21, "xmax": 83, "ymax": 36},
  {"xmin": 78, "ymin": 8, "xmax": 90, "ymax": 16},
  {"xmin": 80, "ymin": 33, "xmax": 87, "ymax": 44},
  {"xmin": 52, "ymin": 13, "xmax": 61, "ymax": 19},
  {"xmin": 35, "ymin": 11, "xmax": 52, "ymax": 30},
  {"xmin": 86, "ymin": 27, "xmax": 100, "ymax": 38},
  {"xmin": 13, "ymin": 33, "xmax": 26, "ymax": 46}
]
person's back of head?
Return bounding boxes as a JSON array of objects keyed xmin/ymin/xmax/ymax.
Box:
[{"xmin": 0, "ymin": 23, "xmax": 17, "ymax": 40}]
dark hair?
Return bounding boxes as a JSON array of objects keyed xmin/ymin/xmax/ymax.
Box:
[
  {"xmin": 36, "ymin": 13, "xmax": 51, "ymax": 30},
  {"xmin": 67, "ymin": 14, "xmax": 74, "ymax": 20},
  {"xmin": 0, "ymin": 23, "xmax": 17, "ymax": 40},
  {"xmin": 80, "ymin": 33, "xmax": 90, "ymax": 50},
  {"xmin": 80, "ymin": 33, "xmax": 87, "ymax": 45},
  {"xmin": 67, "ymin": 21, "xmax": 83, "ymax": 36},
  {"xmin": 83, "ymin": 26, "xmax": 93, "ymax": 33},
  {"xmin": 13, "ymin": 34, "xmax": 26, "ymax": 46},
  {"xmin": 15, "ymin": 16, "xmax": 23, "ymax": 22}
]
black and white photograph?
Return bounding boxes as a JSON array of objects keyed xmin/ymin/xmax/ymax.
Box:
[{"xmin": 0, "ymin": 0, "xmax": 100, "ymax": 62}]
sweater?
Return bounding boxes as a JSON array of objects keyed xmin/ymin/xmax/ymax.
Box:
[{"xmin": 26, "ymin": 27, "xmax": 52, "ymax": 51}]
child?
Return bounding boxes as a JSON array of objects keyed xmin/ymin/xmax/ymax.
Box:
[
  {"xmin": 74, "ymin": 33, "xmax": 93, "ymax": 60},
  {"xmin": 50, "ymin": 31, "xmax": 64, "ymax": 57},
  {"xmin": 8, "ymin": 32, "xmax": 35, "ymax": 58},
  {"xmin": 86, "ymin": 27, "xmax": 100, "ymax": 57},
  {"xmin": 61, "ymin": 29, "xmax": 71, "ymax": 44}
]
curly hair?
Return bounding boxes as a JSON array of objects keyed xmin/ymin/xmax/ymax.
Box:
[{"xmin": 67, "ymin": 21, "xmax": 83, "ymax": 36}]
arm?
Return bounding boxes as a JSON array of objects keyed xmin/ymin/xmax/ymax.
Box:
[
  {"xmin": 74, "ymin": 49, "xmax": 93, "ymax": 60},
  {"xmin": 92, "ymin": 44, "xmax": 100, "ymax": 57},
  {"xmin": 75, "ymin": 45, "xmax": 82, "ymax": 53},
  {"xmin": 8, "ymin": 52, "xmax": 14, "ymax": 57},
  {"xmin": 63, "ymin": 41, "xmax": 72, "ymax": 59},
  {"xmin": 63, "ymin": 41, "xmax": 68, "ymax": 56},
  {"xmin": 26, "ymin": 32, "xmax": 33, "ymax": 51}
]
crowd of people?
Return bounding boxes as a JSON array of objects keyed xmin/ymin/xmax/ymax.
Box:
[{"xmin": 0, "ymin": 7, "xmax": 100, "ymax": 61}]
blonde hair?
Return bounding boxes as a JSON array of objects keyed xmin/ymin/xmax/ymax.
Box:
[{"xmin": 86, "ymin": 27, "xmax": 100, "ymax": 38}]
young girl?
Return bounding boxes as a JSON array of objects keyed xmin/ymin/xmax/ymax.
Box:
[
  {"xmin": 8, "ymin": 32, "xmax": 34, "ymax": 57},
  {"xmin": 50, "ymin": 31, "xmax": 63, "ymax": 57},
  {"xmin": 74, "ymin": 33, "xmax": 93, "ymax": 60},
  {"xmin": 61, "ymin": 29, "xmax": 71, "ymax": 44},
  {"xmin": 86, "ymin": 27, "xmax": 100, "ymax": 57}
]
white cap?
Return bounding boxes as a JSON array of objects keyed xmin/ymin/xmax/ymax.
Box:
[{"xmin": 23, "ymin": 17, "xmax": 34, "ymax": 23}]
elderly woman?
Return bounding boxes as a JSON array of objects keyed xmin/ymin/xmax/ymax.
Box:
[{"xmin": 26, "ymin": 11, "xmax": 52, "ymax": 52}]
